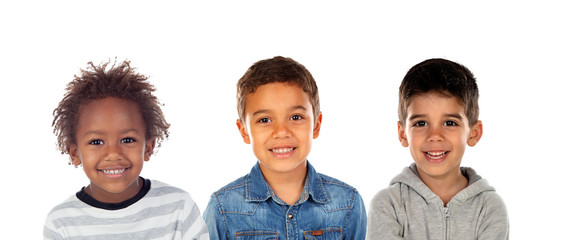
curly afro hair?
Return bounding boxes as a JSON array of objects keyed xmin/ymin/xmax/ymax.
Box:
[{"xmin": 52, "ymin": 59, "xmax": 170, "ymax": 155}]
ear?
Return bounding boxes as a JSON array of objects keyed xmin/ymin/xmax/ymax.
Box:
[
  {"xmin": 467, "ymin": 120, "xmax": 483, "ymax": 147},
  {"xmin": 68, "ymin": 144, "xmax": 82, "ymax": 166},
  {"xmin": 236, "ymin": 119, "xmax": 251, "ymax": 144},
  {"xmin": 313, "ymin": 112, "xmax": 323, "ymax": 139},
  {"xmin": 144, "ymin": 138, "xmax": 156, "ymax": 162},
  {"xmin": 398, "ymin": 121, "xmax": 409, "ymax": 147}
]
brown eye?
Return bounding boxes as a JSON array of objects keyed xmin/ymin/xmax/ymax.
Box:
[
  {"xmin": 444, "ymin": 121, "xmax": 458, "ymax": 126},
  {"xmin": 121, "ymin": 138, "xmax": 136, "ymax": 143},
  {"xmin": 89, "ymin": 139, "xmax": 104, "ymax": 145},
  {"xmin": 291, "ymin": 115, "xmax": 303, "ymax": 121},
  {"xmin": 257, "ymin": 118, "xmax": 271, "ymax": 124},
  {"xmin": 413, "ymin": 121, "xmax": 427, "ymax": 127}
]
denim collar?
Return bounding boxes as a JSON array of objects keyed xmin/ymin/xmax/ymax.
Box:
[{"xmin": 245, "ymin": 161, "xmax": 329, "ymax": 204}]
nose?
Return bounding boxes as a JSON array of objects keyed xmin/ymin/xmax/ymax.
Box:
[
  {"xmin": 272, "ymin": 121, "xmax": 291, "ymax": 139},
  {"xmin": 104, "ymin": 143, "xmax": 122, "ymax": 161},
  {"xmin": 427, "ymin": 125, "xmax": 444, "ymax": 142}
]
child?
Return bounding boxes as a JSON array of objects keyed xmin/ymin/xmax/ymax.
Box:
[
  {"xmin": 44, "ymin": 60, "xmax": 209, "ymax": 240},
  {"xmin": 367, "ymin": 58, "xmax": 509, "ymax": 239},
  {"xmin": 203, "ymin": 56, "xmax": 366, "ymax": 239}
]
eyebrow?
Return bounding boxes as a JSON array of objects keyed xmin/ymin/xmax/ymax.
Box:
[
  {"xmin": 81, "ymin": 129, "xmax": 140, "ymax": 137},
  {"xmin": 408, "ymin": 113, "xmax": 463, "ymax": 121},
  {"xmin": 445, "ymin": 114, "xmax": 463, "ymax": 120},
  {"xmin": 252, "ymin": 105, "xmax": 308, "ymax": 116}
]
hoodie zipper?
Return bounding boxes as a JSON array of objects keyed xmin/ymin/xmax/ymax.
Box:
[{"xmin": 444, "ymin": 206, "xmax": 450, "ymax": 240}]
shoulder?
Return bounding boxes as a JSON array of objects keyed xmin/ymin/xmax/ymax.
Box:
[
  {"xmin": 210, "ymin": 175, "xmax": 247, "ymax": 196},
  {"xmin": 371, "ymin": 165, "xmax": 424, "ymax": 206},
  {"xmin": 369, "ymin": 175, "xmax": 434, "ymax": 213},
  {"xmin": 44, "ymin": 194, "xmax": 92, "ymax": 238},
  {"xmin": 318, "ymin": 173, "xmax": 358, "ymax": 192},
  {"xmin": 317, "ymin": 173, "xmax": 364, "ymax": 208},
  {"xmin": 478, "ymin": 188, "xmax": 508, "ymax": 210},
  {"xmin": 373, "ymin": 183, "xmax": 403, "ymax": 199},
  {"xmin": 142, "ymin": 180, "xmax": 205, "ymax": 227},
  {"xmin": 45, "ymin": 194, "xmax": 85, "ymax": 220},
  {"xmin": 369, "ymin": 183, "xmax": 405, "ymax": 210},
  {"xmin": 204, "ymin": 174, "xmax": 253, "ymax": 219},
  {"xmin": 148, "ymin": 179, "xmax": 190, "ymax": 198},
  {"xmin": 145, "ymin": 179, "xmax": 200, "ymax": 209}
]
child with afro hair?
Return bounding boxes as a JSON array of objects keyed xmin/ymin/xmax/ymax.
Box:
[{"xmin": 44, "ymin": 59, "xmax": 208, "ymax": 240}]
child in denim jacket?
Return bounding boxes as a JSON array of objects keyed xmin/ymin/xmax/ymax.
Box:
[{"xmin": 203, "ymin": 56, "xmax": 366, "ymax": 239}]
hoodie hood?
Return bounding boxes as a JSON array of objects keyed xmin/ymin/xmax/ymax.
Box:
[{"xmin": 390, "ymin": 163, "xmax": 496, "ymax": 204}]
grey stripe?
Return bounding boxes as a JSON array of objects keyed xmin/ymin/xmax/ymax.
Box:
[
  {"xmin": 53, "ymin": 200, "xmax": 185, "ymax": 228},
  {"xmin": 66, "ymin": 222, "xmax": 179, "ymax": 240},
  {"xmin": 148, "ymin": 186, "xmax": 185, "ymax": 198},
  {"xmin": 51, "ymin": 199, "xmax": 86, "ymax": 211},
  {"xmin": 43, "ymin": 226, "xmax": 64, "ymax": 240},
  {"xmin": 182, "ymin": 201, "xmax": 202, "ymax": 235}
]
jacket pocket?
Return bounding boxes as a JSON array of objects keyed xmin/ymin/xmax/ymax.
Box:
[
  {"xmin": 235, "ymin": 230, "xmax": 279, "ymax": 240},
  {"xmin": 303, "ymin": 227, "xmax": 342, "ymax": 240}
]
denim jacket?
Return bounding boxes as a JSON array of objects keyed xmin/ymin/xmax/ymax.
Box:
[{"xmin": 203, "ymin": 161, "xmax": 366, "ymax": 240}]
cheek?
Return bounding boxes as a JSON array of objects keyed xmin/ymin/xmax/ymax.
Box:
[
  {"xmin": 405, "ymin": 130, "xmax": 418, "ymax": 143},
  {"xmin": 248, "ymin": 129, "xmax": 261, "ymax": 143},
  {"xmin": 457, "ymin": 131, "xmax": 470, "ymax": 144}
]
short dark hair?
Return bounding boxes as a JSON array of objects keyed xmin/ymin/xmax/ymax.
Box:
[
  {"xmin": 398, "ymin": 58, "xmax": 479, "ymax": 126},
  {"xmin": 236, "ymin": 56, "xmax": 320, "ymax": 123},
  {"xmin": 53, "ymin": 59, "xmax": 170, "ymax": 155}
]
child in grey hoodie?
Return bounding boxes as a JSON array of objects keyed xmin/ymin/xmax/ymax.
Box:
[{"xmin": 367, "ymin": 58, "xmax": 509, "ymax": 239}]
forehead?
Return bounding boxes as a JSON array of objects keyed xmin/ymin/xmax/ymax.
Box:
[
  {"xmin": 245, "ymin": 82, "xmax": 312, "ymax": 112},
  {"xmin": 407, "ymin": 92, "xmax": 465, "ymax": 115},
  {"xmin": 77, "ymin": 97, "xmax": 145, "ymax": 131}
]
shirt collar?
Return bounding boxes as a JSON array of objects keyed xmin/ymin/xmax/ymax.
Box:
[{"xmin": 245, "ymin": 161, "xmax": 329, "ymax": 204}]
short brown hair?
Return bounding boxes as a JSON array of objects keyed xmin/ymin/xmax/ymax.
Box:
[
  {"xmin": 52, "ymin": 59, "xmax": 170, "ymax": 155},
  {"xmin": 236, "ymin": 56, "xmax": 320, "ymax": 123},
  {"xmin": 399, "ymin": 58, "xmax": 479, "ymax": 127}
]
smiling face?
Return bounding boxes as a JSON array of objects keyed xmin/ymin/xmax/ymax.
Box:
[
  {"xmin": 398, "ymin": 92, "xmax": 482, "ymax": 181},
  {"xmin": 69, "ymin": 97, "xmax": 154, "ymax": 203},
  {"xmin": 237, "ymin": 82, "xmax": 322, "ymax": 176}
]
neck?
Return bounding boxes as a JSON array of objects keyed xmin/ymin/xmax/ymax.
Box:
[
  {"xmin": 417, "ymin": 167, "xmax": 468, "ymax": 206},
  {"xmin": 85, "ymin": 178, "xmax": 142, "ymax": 204},
  {"xmin": 260, "ymin": 161, "xmax": 308, "ymax": 205}
]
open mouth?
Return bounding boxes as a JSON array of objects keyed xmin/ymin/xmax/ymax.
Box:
[
  {"xmin": 425, "ymin": 151, "xmax": 449, "ymax": 160},
  {"xmin": 100, "ymin": 168, "xmax": 128, "ymax": 175},
  {"xmin": 270, "ymin": 147, "xmax": 296, "ymax": 154}
]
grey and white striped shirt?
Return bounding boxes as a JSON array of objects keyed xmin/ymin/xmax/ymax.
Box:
[{"xmin": 44, "ymin": 179, "xmax": 209, "ymax": 240}]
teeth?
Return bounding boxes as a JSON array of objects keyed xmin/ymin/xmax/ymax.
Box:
[
  {"xmin": 426, "ymin": 151, "xmax": 447, "ymax": 160},
  {"xmin": 102, "ymin": 169, "xmax": 126, "ymax": 175},
  {"xmin": 271, "ymin": 148, "xmax": 294, "ymax": 154}
]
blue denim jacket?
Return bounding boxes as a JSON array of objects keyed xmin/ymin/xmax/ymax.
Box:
[{"xmin": 203, "ymin": 162, "xmax": 366, "ymax": 240}]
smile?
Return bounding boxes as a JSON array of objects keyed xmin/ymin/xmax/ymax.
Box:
[
  {"xmin": 101, "ymin": 168, "xmax": 127, "ymax": 175},
  {"xmin": 270, "ymin": 147, "xmax": 295, "ymax": 154},
  {"xmin": 426, "ymin": 151, "xmax": 449, "ymax": 160}
]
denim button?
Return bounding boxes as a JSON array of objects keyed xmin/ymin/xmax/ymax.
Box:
[{"xmin": 288, "ymin": 214, "xmax": 294, "ymax": 219}]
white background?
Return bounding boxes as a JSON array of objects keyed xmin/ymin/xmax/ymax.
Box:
[{"xmin": 1, "ymin": 1, "xmax": 576, "ymax": 238}]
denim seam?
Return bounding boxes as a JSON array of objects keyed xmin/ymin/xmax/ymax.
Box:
[
  {"xmin": 340, "ymin": 190, "xmax": 357, "ymax": 239},
  {"xmin": 214, "ymin": 195, "xmax": 232, "ymax": 240},
  {"xmin": 221, "ymin": 201, "xmax": 261, "ymax": 215},
  {"xmin": 246, "ymin": 175, "xmax": 271, "ymax": 202},
  {"xmin": 236, "ymin": 231, "xmax": 279, "ymax": 236},
  {"xmin": 319, "ymin": 179, "xmax": 329, "ymax": 203},
  {"xmin": 213, "ymin": 181, "xmax": 246, "ymax": 196},
  {"xmin": 321, "ymin": 179, "xmax": 357, "ymax": 190}
]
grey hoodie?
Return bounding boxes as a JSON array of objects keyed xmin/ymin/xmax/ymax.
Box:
[{"xmin": 367, "ymin": 164, "xmax": 508, "ymax": 240}]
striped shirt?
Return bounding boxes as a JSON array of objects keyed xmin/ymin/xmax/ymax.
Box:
[{"xmin": 44, "ymin": 178, "xmax": 209, "ymax": 240}]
